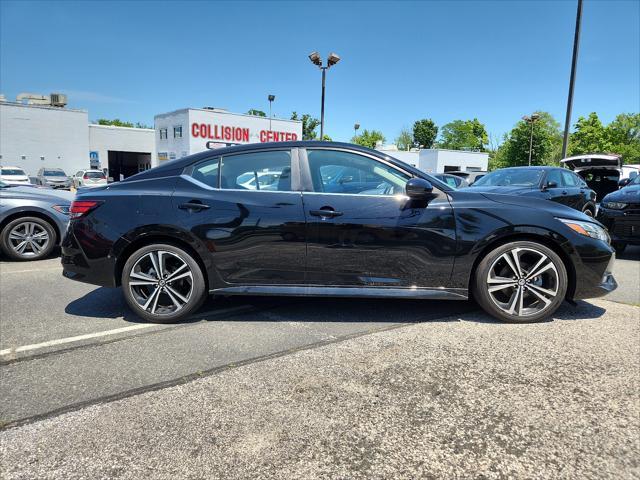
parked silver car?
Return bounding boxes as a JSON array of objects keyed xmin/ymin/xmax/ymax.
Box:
[
  {"xmin": 36, "ymin": 167, "xmax": 72, "ymax": 190},
  {"xmin": 0, "ymin": 181, "xmax": 73, "ymax": 260}
]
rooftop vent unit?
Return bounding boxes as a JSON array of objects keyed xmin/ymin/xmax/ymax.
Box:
[
  {"xmin": 49, "ymin": 93, "xmax": 67, "ymax": 107},
  {"xmin": 203, "ymin": 106, "xmax": 228, "ymax": 112}
]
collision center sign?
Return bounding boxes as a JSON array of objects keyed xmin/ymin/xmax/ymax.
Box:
[{"xmin": 191, "ymin": 123, "xmax": 298, "ymax": 143}]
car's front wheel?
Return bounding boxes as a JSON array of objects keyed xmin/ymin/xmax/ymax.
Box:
[
  {"xmin": 121, "ymin": 243, "xmax": 207, "ymax": 323},
  {"xmin": 473, "ymin": 241, "xmax": 568, "ymax": 323}
]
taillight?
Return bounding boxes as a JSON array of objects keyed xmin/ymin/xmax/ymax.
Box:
[
  {"xmin": 70, "ymin": 200, "xmax": 103, "ymax": 219},
  {"xmin": 83, "ymin": 174, "xmax": 89, "ymax": 179}
]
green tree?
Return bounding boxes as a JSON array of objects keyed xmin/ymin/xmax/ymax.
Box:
[
  {"xmin": 395, "ymin": 128, "xmax": 413, "ymax": 151},
  {"xmin": 412, "ymin": 119, "xmax": 438, "ymax": 148},
  {"xmin": 95, "ymin": 118, "xmax": 134, "ymax": 128},
  {"xmin": 439, "ymin": 118, "xmax": 488, "ymax": 151},
  {"xmin": 352, "ymin": 129, "xmax": 385, "ymax": 149},
  {"xmin": 493, "ymin": 111, "xmax": 562, "ymax": 168},
  {"xmin": 606, "ymin": 113, "xmax": 640, "ymax": 163},
  {"xmin": 247, "ymin": 109, "xmax": 266, "ymax": 117},
  {"xmin": 568, "ymin": 112, "xmax": 611, "ymax": 156},
  {"xmin": 291, "ymin": 112, "xmax": 320, "ymax": 140}
]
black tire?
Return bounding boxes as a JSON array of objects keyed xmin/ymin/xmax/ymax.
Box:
[
  {"xmin": 582, "ymin": 204, "xmax": 595, "ymax": 217},
  {"xmin": 0, "ymin": 216, "xmax": 57, "ymax": 261},
  {"xmin": 473, "ymin": 241, "xmax": 568, "ymax": 323},
  {"xmin": 613, "ymin": 242, "xmax": 626, "ymax": 254},
  {"xmin": 121, "ymin": 243, "xmax": 207, "ymax": 323}
]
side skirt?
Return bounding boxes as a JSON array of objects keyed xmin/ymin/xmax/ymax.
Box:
[{"xmin": 209, "ymin": 285, "xmax": 468, "ymax": 300}]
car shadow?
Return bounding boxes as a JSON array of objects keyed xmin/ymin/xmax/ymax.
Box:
[{"xmin": 64, "ymin": 287, "xmax": 608, "ymax": 326}]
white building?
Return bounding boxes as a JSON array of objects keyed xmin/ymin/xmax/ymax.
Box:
[
  {"xmin": 377, "ymin": 145, "xmax": 489, "ymax": 173},
  {"xmin": 0, "ymin": 100, "xmax": 155, "ymax": 180},
  {"xmin": 1, "ymin": 99, "xmax": 302, "ymax": 180},
  {"xmin": 154, "ymin": 107, "xmax": 302, "ymax": 163}
]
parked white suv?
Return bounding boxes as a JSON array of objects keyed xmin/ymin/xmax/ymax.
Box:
[
  {"xmin": 0, "ymin": 166, "xmax": 30, "ymax": 185},
  {"xmin": 72, "ymin": 169, "xmax": 108, "ymax": 188}
]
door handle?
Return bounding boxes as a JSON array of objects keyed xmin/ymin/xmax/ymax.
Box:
[
  {"xmin": 310, "ymin": 209, "xmax": 343, "ymax": 218},
  {"xmin": 179, "ymin": 201, "xmax": 210, "ymax": 211},
  {"xmin": 561, "ymin": 190, "xmax": 568, "ymax": 195}
]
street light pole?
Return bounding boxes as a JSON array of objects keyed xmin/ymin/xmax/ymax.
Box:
[
  {"xmin": 268, "ymin": 94, "xmax": 275, "ymax": 132},
  {"xmin": 562, "ymin": 0, "xmax": 583, "ymax": 158},
  {"xmin": 308, "ymin": 51, "xmax": 340, "ymax": 141},
  {"xmin": 354, "ymin": 123, "xmax": 360, "ymax": 140},
  {"xmin": 320, "ymin": 67, "xmax": 326, "ymax": 140}
]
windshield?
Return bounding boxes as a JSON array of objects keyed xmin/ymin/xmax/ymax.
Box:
[
  {"xmin": 629, "ymin": 175, "xmax": 640, "ymax": 186},
  {"xmin": 44, "ymin": 169, "xmax": 66, "ymax": 176},
  {"xmin": 1, "ymin": 168, "xmax": 27, "ymax": 176},
  {"xmin": 473, "ymin": 168, "xmax": 543, "ymax": 187}
]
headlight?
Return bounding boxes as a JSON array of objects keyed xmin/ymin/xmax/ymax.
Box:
[
  {"xmin": 52, "ymin": 205, "xmax": 71, "ymax": 215},
  {"xmin": 602, "ymin": 202, "xmax": 627, "ymax": 210},
  {"xmin": 558, "ymin": 218, "xmax": 610, "ymax": 243}
]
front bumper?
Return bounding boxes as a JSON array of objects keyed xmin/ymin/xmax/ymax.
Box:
[
  {"xmin": 571, "ymin": 247, "xmax": 617, "ymax": 300},
  {"xmin": 597, "ymin": 206, "xmax": 640, "ymax": 245}
]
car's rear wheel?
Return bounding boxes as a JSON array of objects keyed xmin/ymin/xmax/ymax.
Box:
[
  {"xmin": 0, "ymin": 216, "xmax": 57, "ymax": 261},
  {"xmin": 121, "ymin": 243, "xmax": 206, "ymax": 323},
  {"xmin": 473, "ymin": 241, "xmax": 567, "ymax": 323}
]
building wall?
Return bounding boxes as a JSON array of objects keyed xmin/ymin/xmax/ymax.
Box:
[
  {"xmin": 88, "ymin": 124, "xmax": 156, "ymax": 170},
  {"xmin": 418, "ymin": 149, "xmax": 489, "ymax": 173},
  {"xmin": 154, "ymin": 110, "xmax": 191, "ymax": 164},
  {"xmin": 0, "ymin": 102, "xmax": 89, "ymax": 176}
]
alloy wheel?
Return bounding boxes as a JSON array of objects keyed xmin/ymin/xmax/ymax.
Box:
[
  {"xmin": 486, "ymin": 247, "xmax": 559, "ymax": 318},
  {"xmin": 8, "ymin": 221, "xmax": 50, "ymax": 257},
  {"xmin": 128, "ymin": 250, "xmax": 194, "ymax": 316}
]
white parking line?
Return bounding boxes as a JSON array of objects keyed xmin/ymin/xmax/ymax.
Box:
[
  {"xmin": 0, "ymin": 305, "xmax": 255, "ymax": 357},
  {"xmin": 1, "ymin": 267, "xmax": 61, "ymax": 274},
  {"xmin": 0, "ymin": 324, "xmax": 155, "ymax": 356}
]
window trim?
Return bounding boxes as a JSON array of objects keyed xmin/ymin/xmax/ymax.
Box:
[
  {"xmin": 173, "ymin": 125, "xmax": 183, "ymax": 139},
  {"xmin": 159, "ymin": 128, "xmax": 168, "ymax": 140},
  {"xmin": 299, "ymin": 147, "xmax": 418, "ymax": 197}
]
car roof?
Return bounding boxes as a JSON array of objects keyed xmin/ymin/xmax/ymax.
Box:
[
  {"xmin": 124, "ymin": 141, "xmax": 453, "ymax": 191},
  {"xmin": 0, "ymin": 165, "xmax": 25, "ymax": 169}
]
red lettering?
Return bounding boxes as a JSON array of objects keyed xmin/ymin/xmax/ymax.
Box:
[
  {"xmin": 292, "ymin": 133, "xmax": 298, "ymax": 140},
  {"xmin": 242, "ymin": 128, "xmax": 249, "ymax": 142},
  {"xmin": 191, "ymin": 123, "xmax": 199, "ymax": 137},
  {"xmin": 260, "ymin": 130, "xmax": 266, "ymax": 142}
]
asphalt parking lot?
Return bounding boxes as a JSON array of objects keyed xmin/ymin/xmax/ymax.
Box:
[{"xmin": 0, "ymin": 246, "xmax": 638, "ymax": 478}]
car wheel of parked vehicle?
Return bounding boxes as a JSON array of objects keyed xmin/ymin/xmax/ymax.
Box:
[
  {"xmin": 581, "ymin": 205, "xmax": 595, "ymax": 217},
  {"xmin": 612, "ymin": 242, "xmax": 626, "ymax": 254},
  {"xmin": 121, "ymin": 244, "xmax": 206, "ymax": 323},
  {"xmin": 0, "ymin": 216, "xmax": 56, "ymax": 261},
  {"xmin": 474, "ymin": 241, "xmax": 567, "ymax": 323}
]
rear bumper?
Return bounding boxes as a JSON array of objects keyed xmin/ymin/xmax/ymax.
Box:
[{"xmin": 61, "ymin": 224, "xmax": 119, "ymax": 287}]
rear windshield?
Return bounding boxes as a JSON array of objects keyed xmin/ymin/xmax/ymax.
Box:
[
  {"xmin": 473, "ymin": 169, "xmax": 543, "ymax": 187},
  {"xmin": 84, "ymin": 171, "xmax": 106, "ymax": 179},
  {"xmin": 1, "ymin": 168, "xmax": 26, "ymax": 176},
  {"xmin": 44, "ymin": 169, "xmax": 66, "ymax": 176}
]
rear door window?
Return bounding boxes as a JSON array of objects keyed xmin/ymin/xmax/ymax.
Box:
[
  {"xmin": 220, "ymin": 150, "xmax": 292, "ymax": 191},
  {"xmin": 561, "ymin": 171, "xmax": 579, "ymax": 187}
]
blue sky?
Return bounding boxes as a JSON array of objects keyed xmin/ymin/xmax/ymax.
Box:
[{"xmin": 1, "ymin": 0, "xmax": 638, "ymax": 144}]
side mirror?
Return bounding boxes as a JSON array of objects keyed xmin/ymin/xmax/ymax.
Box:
[
  {"xmin": 618, "ymin": 178, "xmax": 631, "ymax": 188},
  {"xmin": 406, "ymin": 178, "xmax": 433, "ymax": 198},
  {"xmin": 544, "ymin": 180, "xmax": 558, "ymax": 190}
]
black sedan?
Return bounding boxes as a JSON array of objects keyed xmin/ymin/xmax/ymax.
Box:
[
  {"xmin": 61, "ymin": 142, "xmax": 616, "ymax": 324},
  {"xmin": 469, "ymin": 167, "xmax": 597, "ymax": 216},
  {"xmin": 597, "ymin": 175, "xmax": 640, "ymax": 253}
]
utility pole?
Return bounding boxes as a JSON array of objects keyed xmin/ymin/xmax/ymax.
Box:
[{"xmin": 562, "ymin": 0, "xmax": 583, "ymax": 158}]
